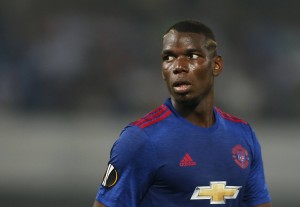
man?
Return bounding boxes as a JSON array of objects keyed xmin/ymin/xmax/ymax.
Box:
[{"xmin": 93, "ymin": 20, "xmax": 272, "ymax": 207}]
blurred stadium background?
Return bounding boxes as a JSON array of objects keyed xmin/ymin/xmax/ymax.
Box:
[{"xmin": 0, "ymin": 0, "xmax": 299, "ymax": 206}]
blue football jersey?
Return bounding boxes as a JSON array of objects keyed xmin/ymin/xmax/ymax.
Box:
[{"xmin": 96, "ymin": 99, "xmax": 271, "ymax": 207}]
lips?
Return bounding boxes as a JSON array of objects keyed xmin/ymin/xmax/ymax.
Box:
[{"xmin": 172, "ymin": 81, "xmax": 191, "ymax": 94}]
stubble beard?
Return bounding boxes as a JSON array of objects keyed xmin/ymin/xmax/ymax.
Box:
[{"xmin": 171, "ymin": 83, "xmax": 214, "ymax": 110}]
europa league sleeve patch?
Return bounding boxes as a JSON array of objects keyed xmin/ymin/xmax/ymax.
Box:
[{"xmin": 102, "ymin": 164, "xmax": 118, "ymax": 188}]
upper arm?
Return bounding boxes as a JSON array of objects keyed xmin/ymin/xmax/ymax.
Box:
[{"xmin": 94, "ymin": 127, "xmax": 157, "ymax": 206}]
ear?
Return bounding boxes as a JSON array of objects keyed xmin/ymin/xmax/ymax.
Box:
[{"xmin": 212, "ymin": 55, "xmax": 224, "ymax": 76}]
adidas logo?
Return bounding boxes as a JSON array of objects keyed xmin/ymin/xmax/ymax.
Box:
[{"xmin": 179, "ymin": 153, "xmax": 197, "ymax": 167}]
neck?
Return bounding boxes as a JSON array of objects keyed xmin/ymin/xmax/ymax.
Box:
[{"xmin": 171, "ymin": 94, "xmax": 215, "ymax": 128}]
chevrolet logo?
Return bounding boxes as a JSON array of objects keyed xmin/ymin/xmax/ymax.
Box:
[{"xmin": 190, "ymin": 181, "xmax": 241, "ymax": 204}]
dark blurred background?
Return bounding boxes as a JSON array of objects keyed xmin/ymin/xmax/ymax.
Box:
[{"xmin": 0, "ymin": 0, "xmax": 299, "ymax": 206}]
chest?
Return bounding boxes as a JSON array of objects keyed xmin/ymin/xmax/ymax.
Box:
[{"xmin": 152, "ymin": 129, "xmax": 252, "ymax": 193}]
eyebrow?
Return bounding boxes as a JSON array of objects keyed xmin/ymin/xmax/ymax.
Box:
[
  {"xmin": 184, "ymin": 49, "xmax": 201, "ymax": 54},
  {"xmin": 162, "ymin": 48, "xmax": 201, "ymax": 53},
  {"xmin": 161, "ymin": 49, "xmax": 173, "ymax": 55},
  {"xmin": 161, "ymin": 48, "xmax": 203, "ymax": 57}
]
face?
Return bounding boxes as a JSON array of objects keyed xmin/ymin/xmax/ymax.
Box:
[{"xmin": 161, "ymin": 30, "xmax": 223, "ymax": 105}]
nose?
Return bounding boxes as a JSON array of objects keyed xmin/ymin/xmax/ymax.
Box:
[{"xmin": 173, "ymin": 56, "xmax": 189, "ymax": 74}]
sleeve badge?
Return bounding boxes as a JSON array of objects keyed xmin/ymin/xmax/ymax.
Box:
[{"xmin": 101, "ymin": 164, "xmax": 118, "ymax": 188}]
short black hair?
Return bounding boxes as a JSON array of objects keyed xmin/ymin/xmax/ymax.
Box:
[{"xmin": 164, "ymin": 20, "xmax": 218, "ymax": 57}]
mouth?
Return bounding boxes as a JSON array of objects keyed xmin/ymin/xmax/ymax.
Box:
[{"xmin": 172, "ymin": 81, "xmax": 192, "ymax": 94}]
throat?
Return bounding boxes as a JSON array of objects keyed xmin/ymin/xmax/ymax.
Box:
[
  {"xmin": 186, "ymin": 112, "xmax": 215, "ymax": 128},
  {"xmin": 171, "ymin": 98, "xmax": 215, "ymax": 128}
]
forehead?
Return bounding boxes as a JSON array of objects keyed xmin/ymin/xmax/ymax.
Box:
[{"xmin": 162, "ymin": 30, "xmax": 207, "ymax": 50}]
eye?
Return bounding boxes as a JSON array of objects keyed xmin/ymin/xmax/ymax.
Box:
[
  {"xmin": 188, "ymin": 54, "xmax": 200, "ymax": 59},
  {"xmin": 163, "ymin": 55, "xmax": 175, "ymax": 62}
]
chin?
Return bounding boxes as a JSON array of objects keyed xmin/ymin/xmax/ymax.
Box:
[{"xmin": 172, "ymin": 93, "xmax": 199, "ymax": 106}]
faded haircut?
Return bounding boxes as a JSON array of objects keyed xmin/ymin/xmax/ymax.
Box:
[{"xmin": 164, "ymin": 20, "xmax": 218, "ymax": 57}]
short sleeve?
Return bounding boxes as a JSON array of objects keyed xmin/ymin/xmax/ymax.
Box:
[
  {"xmin": 95, "ymin": 126, "xmax": 157, "ymax": 207},
  {"xmin": 243, "ymin": 127, "xmax": 271, "ymax": 206}
]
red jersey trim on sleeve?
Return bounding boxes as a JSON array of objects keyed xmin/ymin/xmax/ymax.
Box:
[
  {"xmin": 131, "ymin": 104, "xmax": 172, "ymax": 129},
  {"xmin": 214, "ymin": 107, "xmax": 248, "ymax": 124}
]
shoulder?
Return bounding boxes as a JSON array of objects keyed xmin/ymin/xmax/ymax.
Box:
[
  {"xmin": 130, "ymin": 104, "xmax": 172, "ymax": 129},
  {"xmin": 214, "ymin": 106, "xmax": 256, "ymax": 139},
  {"xmin": 112, "ymin": 104, "xmax": 172, "ymax": 153},
  {"xmin": 110, "ymin": 125, "xmax": 155, "ymax": 167},
  {"xmin": 214, "ymin": 106, "xmax": 260, "ymax": 150},
  {"xmin": 111, "ymin": 104, "xmax": 173, "ymax": 155},
  {"xmin": 214, "ymin": 106, "xmax": 248, "ymax": 125}
]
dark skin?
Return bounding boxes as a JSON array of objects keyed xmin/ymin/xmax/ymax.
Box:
[
  {"xmin": 93, "ymin": 30, "xmax": 272, "ymax": 207},
  {"xmin": 161, "ymin": 30, "xmax": 223, "ymax": 128}
]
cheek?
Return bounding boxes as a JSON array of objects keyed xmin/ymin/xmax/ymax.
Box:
[
  {"xmin": 162, "ymin": 71, "xmax": 174, "ymax": 91},
  {"xmin": 162, "ymin": 63, "xmax": 167, "ymax": 76},
  {"xmin": 162, "ymin": 65, "xmax": 171, "ymax": 80},
  {"xmin": 188, "ymin": 62, "xmax": 198, "ymax": 71},
  {"xmin": 162, "ymin": 68, "xmax": 166, "ymax": 77},
  {"xmin": 188, "ymin": 60, "xmax": 211, "ymax": 73},
  {"xmin": 191, "ymin": 67, "xmax": 213, "ymax": 84}
]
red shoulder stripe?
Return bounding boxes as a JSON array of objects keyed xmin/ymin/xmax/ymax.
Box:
[
  {"xmin": 134, "ymin": 105, "xmax": 168, "ymax": 126},
  {"xmin": 139, "ymin": 110, "xmax": 172, "ymax": 128},
  {"xmin": 131, "ymin": 105, "xmax": 172, "ymax": 128},
  {"xmin": 215, "ymin": 107, "xmax": 248, "ymax": 124}
]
